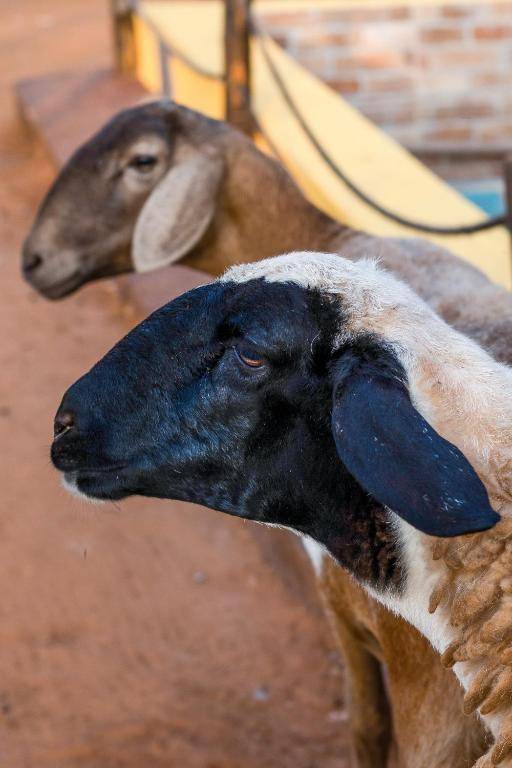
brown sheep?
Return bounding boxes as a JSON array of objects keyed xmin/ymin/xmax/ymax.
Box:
[{"xmin": 26, "ymin": 100, "xmax": 512, "ymax": 767}]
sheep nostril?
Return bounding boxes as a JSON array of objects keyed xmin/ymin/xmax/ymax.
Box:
[
  {"xmin": 23, "ymin": 252, "xmax": 44, "ymax": 274},
  {"xmin": 54, "ymin": 410, "xmax": 75, "ymax": 439}
]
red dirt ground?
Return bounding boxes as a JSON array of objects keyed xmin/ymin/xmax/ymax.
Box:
[{"xmin": 0, "ymin": 2, "xmax": 350, "ymax": 766}]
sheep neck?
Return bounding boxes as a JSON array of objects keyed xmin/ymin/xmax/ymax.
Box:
[
  {"xmin": 346, "ymin": 274, "xmax": 512, "ymax": 764},
  {"xmin": 406, "ymin": 334, "xmax": 512, "ymax": 764},
  {"xmin": 182, "ymin": 141, "xmax": 350, "ymax": 276},
  {"xmin": 429, "ymin": 521, "xmax": 512, "ymax": 764}
]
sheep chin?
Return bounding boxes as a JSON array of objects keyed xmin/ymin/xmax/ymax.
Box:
[{"xmin": 60, "ymin": 475, "xmax": 105, "ymax": 506}]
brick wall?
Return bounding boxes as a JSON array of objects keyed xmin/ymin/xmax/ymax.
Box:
[{"xmin": 259, "ymin": 2, "xmax": 512, "ymax": 155}]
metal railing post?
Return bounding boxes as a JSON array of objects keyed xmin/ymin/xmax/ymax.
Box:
[
  {"xmin": 503, "ymin": 155, "xmax": 512, "ymax": 276},
  {"xmin": 503, "ymin": 156, "xmax": 512, "ymax": 231},
  {"xmin": 110, "ymin": 0, "xmax": 137, "ymax": 75},
  {"xmin": 225, "ymin": 0, "xmax": 253, "ymax": 135}
]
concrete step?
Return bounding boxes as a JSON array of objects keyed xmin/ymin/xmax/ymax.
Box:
[{"xmin": 16, "ymin": 68, "xmax": 147, "ymax": 167}]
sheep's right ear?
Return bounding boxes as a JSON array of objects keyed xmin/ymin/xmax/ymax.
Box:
[
  {"xmin": 132, "ymin": 151, "xmax": 224, "ymax": 272},
  {"xmin": 331, "ymin": 348, "xmax": 499, "ymax": 538}
]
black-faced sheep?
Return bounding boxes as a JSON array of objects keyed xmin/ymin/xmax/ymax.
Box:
[{"xmin": 51, "ymin": 252, "xmax": 512, "ymax": 767}]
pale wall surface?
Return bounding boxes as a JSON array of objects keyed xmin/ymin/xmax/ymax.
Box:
[{"xmin": 260, "ymin": 1, "xmax": 512, "ymax": 150}]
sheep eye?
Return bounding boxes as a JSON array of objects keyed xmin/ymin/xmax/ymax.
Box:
[
  {"xmin": 129, "ymin": 155, "xmax": 157, "ymax": 172},
  {"xmin": 234, "ymin": 345, "xmax": 266, "ymax": 369}
]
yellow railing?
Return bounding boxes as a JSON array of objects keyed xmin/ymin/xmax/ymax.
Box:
[{"xmin": 130, "ymin": 0, "xmax": 511, "ymax": 288}]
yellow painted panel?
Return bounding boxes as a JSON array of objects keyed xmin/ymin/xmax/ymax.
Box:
[
  {"xmin": 169, "ymin": 58, "xmax": 225, "ymax": 119},
  {"xmin": 140, "ymin": 1, "xmax": 223, "ymax": 79},
  {"xmin": 253, "ymin": 131, "xmax": 275, "ymax": 156},
  {"xmin": 133, "ymin": 15, "xmax": 162, "ymax": 93},
  {"xmin": 135, "ymin": 1, "xmax": 511, "ymax": 288}
]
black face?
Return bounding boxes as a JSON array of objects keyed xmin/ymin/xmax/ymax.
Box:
[{"xmin": 51, "ymin": 278, "xmax": 499, "ymax": 591}]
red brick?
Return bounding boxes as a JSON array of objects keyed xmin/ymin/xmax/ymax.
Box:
[
  {"xmin": 362, "ymin": 105, "xmax": 416, "ymax": 125},
  {"xmin": 344, "ymin": 6, "xmax": 411, "ymax": 21},
  {"xmin": 383, "ymin": 128, "xmax": 419, "ymax": 147},
  {"xmin": 492, "ymin": 3, "xmax": 512, "ymax": 16},
  {"xmin": 295, "ymin": 31, "xmax": 353, "ymax": 48},
  {"xmin": 441, "ymin": 5, "xmax": 472, "ymax": 18},
  {"xmin": 325, "ymin": 8, "xmax": 380, "ymax": 22},
  {"xmin": 296, "ymin": 52, "xmax": 330, "ymax": 72},
  {"xmin": 367, "ymin": 76, "xmax": 413, "ymax": 93},
  {"xmin": 421, "ymin": 27, "xmax": 463, "ymax": 43},
  {"xmin": 479, "ymin": 124, "xmax": 512, "ymax": 142},
  {"xmin": 329, "ymin": 78, "xmax": 360, "ymax": 94},
  {"xmin": 425, "ymin": 126, "xmax": 473, "ymax": 142},
  {"xmin": 331, "ymin": 51, "xmax": 404, "ymax": 73},
  {"xmin": 474, "ymin": 25, "xmax": 512, "ymax": 40},
  {"xmin": 473, "ymin": 71, "xmax": 512, "ymax": 87},
  {"xmin": 356, "ymin": 50, "xmax": 404, "ymax": 69},
  {"xmin": 390, "ymin": 7, "xmax": 411, "ymax": 20},
  {"xmin": 407, "ymin": 51, "xmax": 429, "ymax": 68},
  {"xmin": 339, "ymin": 6, "xmax": 410, "ymax": 20},
  {"xmin": 435, "ymin": 102, "xmax": 495, "ymax": 119},
  {"xmin": 413, "ymin": 4, "xmax": 440, "ymax": 20},
  {"xmin": 334, "ymin": 7, "xmax": 408, "ymax": 22},
  {"xmin": 331, "ymin": 57, "xmax": 365, "ymax": 74},
  {"xmin": 259, "ymin": 11, "xmax": 317, "ymax": 27},
  {"xmin": 429, "ymin": 49, "xmax": 496, "ymax": 67}
]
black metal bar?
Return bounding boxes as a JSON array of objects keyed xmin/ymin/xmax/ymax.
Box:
[
  {"xmin": 503, "ymin": 155, "xmax": 512, "ymax": 235},
  {"xmin": 159, "ymin": 41, "xmax": 172, "ymax": 97}
]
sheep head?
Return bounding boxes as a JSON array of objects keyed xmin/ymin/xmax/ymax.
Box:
[
  {"xmin": 50, "ymin": 252, "xmax": 500, "ymax": 592},
  {"xmin": 22, "ymin": 100, "xmax": 228, "ymax": 298}
]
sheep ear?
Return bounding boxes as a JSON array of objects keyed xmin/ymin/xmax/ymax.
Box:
[
  {"xmin": 132, "ymin": 152, "xmax": 224, "ymax": 272},
  {"xmin": 331, "ymin": 352, "xmax": 499, "ymax": 537}
]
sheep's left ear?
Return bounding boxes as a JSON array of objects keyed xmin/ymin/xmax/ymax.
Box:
[
  {"xmin": 132, "ymin": 150, "xmax": 224, "ymax": 273},
  {"xmin": 331, "ymin": 350, "xmax": 499, "ymax": 537}
]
